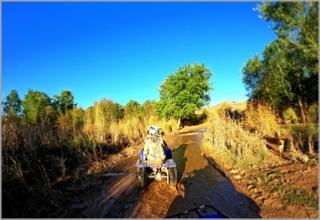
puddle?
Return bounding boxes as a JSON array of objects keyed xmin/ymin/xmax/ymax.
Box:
[
  {"xmin": 171, "ymin": 134, "xmax": 207, "ymax": 175},
  {"xmin": 165, "ymin": 132, "xmax": 261, "ymax": 218},
  {"xmin": 176, "ymin": 128, "xmax": 208, "ymax": 136},
  {"xmin": 194, "ymin": 128, "xmax": 207, "ymax": 133}
]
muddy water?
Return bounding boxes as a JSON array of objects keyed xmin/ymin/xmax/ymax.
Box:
[
  {"xmin": 164, "ymin": 132, "xmax": 261, "ymax": 218},
  {"xmin": 67, "ymin": 131, "xmax": 261, "ymax": 218}
]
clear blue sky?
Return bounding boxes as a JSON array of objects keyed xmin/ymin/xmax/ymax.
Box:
[{"xmin": 2, "ymin": 2, "xmax": 277, "ymax": 109}]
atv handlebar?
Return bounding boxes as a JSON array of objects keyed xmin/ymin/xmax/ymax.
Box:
[{"xmin": 165, "ymin": 204, "xmax": 229, "ymax": 218}]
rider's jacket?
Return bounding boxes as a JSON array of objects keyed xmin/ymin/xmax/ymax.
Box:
[{"xmin": 143, "ymin": 135, "xmax": 167, "ymax": 160}]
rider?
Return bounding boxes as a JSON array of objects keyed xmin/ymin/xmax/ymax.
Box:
[{"xmin": 142, "ymin": 126, "xmax": 167, "ymax": 161}]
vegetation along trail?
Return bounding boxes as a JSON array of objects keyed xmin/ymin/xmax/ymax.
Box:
[
  {"xmin": 60, "ymin": 131, "xmax": 260, "ymax": 218},
  {"xmin": 2, "ymin": 2, "xmax": 317, "ymax": 218}
]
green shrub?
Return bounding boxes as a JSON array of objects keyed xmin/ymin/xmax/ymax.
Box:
[
  {"xmin": 283, "ymin": 107, "xmax": 299, "ymax": 124},
  {"xmin": 306, "ymin": 103, "xmax": 318, "ymax": 124},
  {"xmin": 289, "ymin": 123, "xmax": 318, "ymax": 154}
]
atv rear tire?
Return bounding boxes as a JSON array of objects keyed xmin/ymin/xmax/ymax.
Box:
[
  {"xmin": 136, "ymin": 167, "xmax": 147, "ymax": 188},
  {"xmin": 167, "ymin": 167, "xmax": 177, "ymax": 187}
]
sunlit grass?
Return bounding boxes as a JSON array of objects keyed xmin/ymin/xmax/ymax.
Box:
[
  {"xmin": 203, "ymin": 119, "xmax": 273, "ymax": 170},
  {"xmin": 203, "ymin": 102, "xmax": 319, "ymax": 212}
]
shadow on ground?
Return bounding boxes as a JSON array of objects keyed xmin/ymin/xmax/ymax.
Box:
[{"xmin": 166, "ymin": 142, "xmax": 261, "ymax": 218}]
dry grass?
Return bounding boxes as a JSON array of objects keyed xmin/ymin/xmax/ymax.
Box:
[
  {"xmin": 2, "ymin": 99, "xmax": 317, "ymax": 217},
  {"xmin": 280, "ymin": 103, "xmax": 319, "ymax": 160},
  {"xmin": 204, "ymin": 101, "xmax": 318, "ymax": 170},
  {"xmin": 243, "ymin": 102, "xmax": 281, "ymax": 137},
  {"xmin": 81, "ymin": 105, "xmax": 178, "ymax": 147},
  {"xmin": 204, "ymin": 120, "xmax": 273, "ymax": 170}
]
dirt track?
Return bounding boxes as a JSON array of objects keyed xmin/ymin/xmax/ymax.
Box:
[{"xmin": 60, "ymin": 131, "xmax": 262, "ymax": 218}]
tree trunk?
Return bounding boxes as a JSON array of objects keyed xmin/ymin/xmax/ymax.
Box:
[
  {"xmin": 177, "ymin": 117, "xmax": 181, "ymax": 131},
  {"xmin": 308, "ymin": 132, "xmax": 315, "ymax": 155},
  {"xmin": 308, "ymin": 142, "xmax": 314, "ymax": 155},
  {"xmin": 298, "ymin": 98, "xmax": 306, "ymax": 123}
]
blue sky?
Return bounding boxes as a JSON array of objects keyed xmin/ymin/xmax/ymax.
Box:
[{"xmin": 2, "ymin": 2, "xmax": 277, "ymax": 109}]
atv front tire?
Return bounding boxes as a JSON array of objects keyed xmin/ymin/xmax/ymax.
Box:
[
  {"xmin": 167, "ymin": 167, "xmax": 177, "ymax": 187},
  {"xmin": 136, "ymin": 167, "xmax": 147, "ymax": 188}
]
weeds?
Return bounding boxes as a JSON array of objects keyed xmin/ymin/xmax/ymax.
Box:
[
  {"xmin": 204, "ymin": 102, "xmax": 318, "ymax": 212},
  {"xmin": 248, "ymin": 170, "xmax": 318, "ymax": 210},
  {"xmin": 285, "ymin": 187, "xmax": 318, "ymax": 209},
  {"xmin": 283, "ymin": 107, "xmax": 299, "ymax": 124},
  {"xmin": 243, "ymin": 102, "xmax": 281, "ymax": 137},
  {"xmin": 204, "ymin": 120, "xmax": 273, "ymax": 170},
  {"xmin": 288, "ymin": 123, "xmax": 318, "ymax": 155}
]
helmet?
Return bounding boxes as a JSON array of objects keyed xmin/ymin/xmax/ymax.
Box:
[{"xmin": 147, "ymin": 126, "xmax": 161, "ymax": 136}]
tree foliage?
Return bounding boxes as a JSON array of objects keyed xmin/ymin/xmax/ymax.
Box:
[
  {"xmin": 94, "ymin": 98, "xmax": 124, "ymax": 123},
  {"xmin": 52, "ymin": 90, "xmax": 75, "ymax": 114},
  {"xmin": 157, "ymin": 63, "xmax": 214, "ymax": 127},
  {"xmin": 3, "ymin": 90, "xmax": 22, "ymax": 120},
  {"xmin": 22, "ymin": 89, "xmax": 51, "ymax": 124},
  {"xmin": 242, "ymin": 2, "xmax": 318, "ymax": 116},
  {"xmin": 259, "ymin": 2, "xmax": 318, "ymax": 75},
  {"xmin": 142, "ymin": 100, "xmax": 158, "ymax": 119},
  {"xmin": 124, "ymin": 100, "xmax": 143, "ymax": 119}
]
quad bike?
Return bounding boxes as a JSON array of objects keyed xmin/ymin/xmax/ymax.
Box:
[
  {"xmin": 165, "ymin": 204, "xmax": 230, "ymax": 218},
  {"xmin": 136, "ymin": 146, "xmax": 177, "ymax": 188}
]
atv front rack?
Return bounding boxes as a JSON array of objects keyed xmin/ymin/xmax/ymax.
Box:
[{"xmin": 136, "ymin": 159, "xmax": 176, "ymax": 169}]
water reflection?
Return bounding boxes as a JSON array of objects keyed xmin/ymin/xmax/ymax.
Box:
[{"xmin": 171, "ymin": 144, "xmax": 188, "ymax": 180}]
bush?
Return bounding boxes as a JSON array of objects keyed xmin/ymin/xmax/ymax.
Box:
[
  {"xmin": 289, "ymin": 123, "xmax": 318, "ymax": 155},
  {"xmin": 283, "ymin": 107, "xmax": 299, "ymax": 124},
  {"xmin": 306, "ymin": 103, "xmax": 318, "ymax": 124},
  {"xmin": 243, "ymin": 102, "xmax": 280, "ymax": 137},
  {"xmin": 286, "ymin": 103, "xmax": 318, "ymax": 155}
]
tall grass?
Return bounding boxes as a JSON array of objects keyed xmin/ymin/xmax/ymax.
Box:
[
  {"xmin": 2, "ymin": 100, "xmax": 179, "ymax": 217},
  {"xmin": 81, "ymin": 105, "xmax": 179, "ymax": 147},
  {"xmin": 204, "ymin": 101, "xmax": 319, "ymax": 169},
  {"xmin": 288, "ymin": 123, "xmax": 318, "ymax": 155},
  {"xmin": 2, "ymin": 118, "xmax": 70, "ymax": 217},
  {"xmin": 283, "ymin": 107, "xmax": 299, "ymax": 124},
  {"xmin": 284, "ymin": 103, "xmax": 319, "ymax": 159},
  {"xmin": 204, "ymin": 120, "xmax": 273, "ymax": 170},
  {"xmin": 243, "ymin": 102, "xmax": 281, "ymax": 137}
]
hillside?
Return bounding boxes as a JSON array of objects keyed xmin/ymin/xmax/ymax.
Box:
[{"xmin": 206, "ymin": 101, "xmax": 247, "ymax": 113}]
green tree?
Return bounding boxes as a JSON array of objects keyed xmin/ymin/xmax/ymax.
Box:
[
  {"xmin": 124, "ymin": 100, "xmax": 143, "ymax": 119},
  {"xmin": 52, "ymin": 90, "xmax": 75, "ymax": 114},
  {"xmin": 243, "ymin": 2, "xmax": 318, "ymax": 121},
  {"xmin": 157, "ymin": 63, "xmax": 214, "ymax": 129},
  {"xmin": 22, "ymin": 89, "xmax": 51, "ymax": 124},
  {"xmin": 242, "ymin": 55, "xmax": 266, "ymax": 101},
  {"xmin": 98, "ymin": 98, "xmax": 124, "ymax": 123},
  {"xmin": 3, "ymin": 90, "xmax": 22, "ymax": 120},
  {"xmin": 60, "ymin": 90, "xmax": 74, "ymax": 114},
  {"xmin": 142, "ymin": 100, "xmax": 158, "ymax": 118},
  {"xmin": 258, "ymin": 2, "xmax": 318, "ymax": 74},
  {"xmin": 64, "ymin": 105, "xmax": 84, "ymax": 133},
  {"xmin": 242, "ymin": 39, "xmax": 298, "ymax": 111}
]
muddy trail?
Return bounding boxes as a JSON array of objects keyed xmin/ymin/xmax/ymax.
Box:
[{"xmin": 59, "ymin": 131, "xmax": 261, "ymax": 218}]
